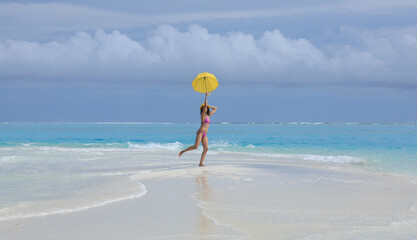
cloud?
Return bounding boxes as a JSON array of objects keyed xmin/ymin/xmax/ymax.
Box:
[
  {"xmin": 0, "ymin": 24, "xmax": 416, "ymax": 88},
  {"xmin": 1, "ymin": 1, "xmax": 417, "ymax": 38}
]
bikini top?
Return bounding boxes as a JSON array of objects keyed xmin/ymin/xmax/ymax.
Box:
[{"xmin": 204, "ymin": 116, "xmax": 211, "ymax": 124}]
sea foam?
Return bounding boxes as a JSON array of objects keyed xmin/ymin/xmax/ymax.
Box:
[
  {"xmin": 226, "ymin": 152, "xmax": 366, "ymax": 164},
  {"xmin": 0, "ymin": 179, "xmax": 147, "ymax": 221}
]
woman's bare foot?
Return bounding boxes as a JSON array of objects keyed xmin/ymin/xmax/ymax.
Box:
[
  {"xmin": 179, "ymin": 151, "xmax": 184, "ymax": 157},
  {"xmin": 199, "ymin": 164, "xmax": 205, "ymax": 167}
]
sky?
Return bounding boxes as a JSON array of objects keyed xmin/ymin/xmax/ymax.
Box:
[{"xmin": 1, "ymin": 0, "xmax": 417, "ymax": 122}]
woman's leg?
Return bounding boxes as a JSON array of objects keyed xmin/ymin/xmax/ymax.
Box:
[
  {"xmin": 199, "ymin": 135, "xmax": 209, "ymax": 166},
  {"xmin": 179, "ymin": 132, "xmax": 203, "ymax": 157}
]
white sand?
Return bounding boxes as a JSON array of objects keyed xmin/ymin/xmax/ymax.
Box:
[{"xmin": 1, "ymin": 153, "xmax": 417, "ymax": 239}]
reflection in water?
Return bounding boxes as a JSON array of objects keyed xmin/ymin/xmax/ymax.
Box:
[{"xmin": 196, "ymin": 170, "xmax": 214, "ymax": 235}]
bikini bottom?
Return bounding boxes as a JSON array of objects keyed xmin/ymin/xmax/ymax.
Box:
[{"xmin": 197, "ymin": 129, "xmax": 207, "ymax": 138}]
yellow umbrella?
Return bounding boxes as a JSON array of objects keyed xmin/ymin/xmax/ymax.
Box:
[{"xmin": 192, "ymin": 72, "xmax": 219, "ymax": 93}]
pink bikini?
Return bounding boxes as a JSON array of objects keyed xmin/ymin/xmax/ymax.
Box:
[
  {"xmin": 204, "ymin": 116, "xmax": 211, "ymax": 124},
  {"xmin": 198, "ymin": 117, "xmax": 211, "ymax": 138}
]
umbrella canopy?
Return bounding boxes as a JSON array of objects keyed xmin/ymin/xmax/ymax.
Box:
[{"xmin": 192, "ymin": 72, "xmax": 219, "ymax": 93}]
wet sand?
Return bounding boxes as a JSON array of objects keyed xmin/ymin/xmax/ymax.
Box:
[{"xmin": 1, "ymin": 153, "xmax": 417, "ymax": 239}]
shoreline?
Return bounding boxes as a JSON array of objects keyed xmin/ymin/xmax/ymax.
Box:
[
  {"xmin": 0, "ymin": 163, "xmax": 243, "ymax": 240},
  {"xmin": 1, "ymin": 154, "xmax": 417, "ymax": 239},
  {"xmin": 0, "ymin": 181, "xmax": 148, "ymax": 222}
]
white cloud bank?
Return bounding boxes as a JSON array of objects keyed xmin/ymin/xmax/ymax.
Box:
[{"xmin": 0, "ymin": 25, "xmax": 416, "ymax": 88}]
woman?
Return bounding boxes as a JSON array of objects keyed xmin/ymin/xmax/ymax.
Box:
[{"xmin": 179, "ymin": 93, "xmax": 217, "ymax": 166}]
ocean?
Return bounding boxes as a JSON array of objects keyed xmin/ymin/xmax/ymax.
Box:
[{"xmin": 1, "ymin": 122, "xmax": 417, "ymax": 222}]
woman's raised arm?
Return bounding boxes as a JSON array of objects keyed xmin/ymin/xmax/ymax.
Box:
[
  {"xmin": 209, "ymin": 105, "xmax": 217, "ymax": 116},
  {"xmin": 200, "ymin": 93, "xmax": 209, "ymax": 121}
]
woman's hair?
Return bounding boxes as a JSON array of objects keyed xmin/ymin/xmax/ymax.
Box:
[{"xmin": 200, "ymin": 105, "xmax": 211, "ymax": 115}]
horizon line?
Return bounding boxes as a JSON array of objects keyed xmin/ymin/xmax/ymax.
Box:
[{"xmin": 1, "ymin": 121, "xmax": 416, "ymax": 125}]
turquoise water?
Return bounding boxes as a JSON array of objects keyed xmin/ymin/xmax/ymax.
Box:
[
  {"xmin": 1, "ymin": 122, "xmax": 417, "ymax": 221},
  {"xmin": 1, "ymin": 122, "xmax": 417, "ymax": 174}
]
